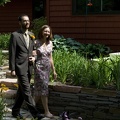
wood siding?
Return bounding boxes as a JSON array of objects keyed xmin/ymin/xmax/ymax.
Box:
[
  {"xmin": 0, "ymin": 0, "xmax": 32, "ymax": 33},
  {"xmin": 46, "ymin": 0, "xmax": 120, "ymax": 52}
]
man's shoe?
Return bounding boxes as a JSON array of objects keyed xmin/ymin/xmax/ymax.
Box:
[{"xmin": 12, "ymin": 113, "xmax": 23, "ymax": 119}]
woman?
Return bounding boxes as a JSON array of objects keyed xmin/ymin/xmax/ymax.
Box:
[{"xmin": 34, "ymin": 25, "xmax": 57, "ymax": 118}]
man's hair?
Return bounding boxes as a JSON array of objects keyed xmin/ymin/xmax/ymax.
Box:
[{"xmin": 18, "ymin": 14, "xmax": 29, "ymax": 21}]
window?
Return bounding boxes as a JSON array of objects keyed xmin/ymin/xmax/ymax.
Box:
[
  {"xmin": 72, "ymin": 0, "xmax": 120, "ymax": 15},
  {"xmin": 32, "ymin": 0, "xmax": 46, "ymax": 19}
]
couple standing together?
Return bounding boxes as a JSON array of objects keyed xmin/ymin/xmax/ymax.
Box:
[{"xmin": 9, "ymin": 14, "xmax": 57, "ymax": 119}]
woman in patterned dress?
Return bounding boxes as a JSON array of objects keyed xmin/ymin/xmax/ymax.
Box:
[{"xmin": 34, "ymin": 25, "xmax": 57, "ymax": 118}]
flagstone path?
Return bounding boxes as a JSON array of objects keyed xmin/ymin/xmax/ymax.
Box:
[{"xmin": 0, "ymin": 78, "xmax": 77, "ymax": 120}]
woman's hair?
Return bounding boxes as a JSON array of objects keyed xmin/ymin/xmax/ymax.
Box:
[{"xmin": 38, "ymin": 25, "xmax": 53, "ymax": 41}]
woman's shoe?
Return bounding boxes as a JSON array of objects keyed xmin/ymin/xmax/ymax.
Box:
[
  {"xmin": 78, "ymin": 116, "xmax": 82, "ymax": 120},
  {"xmin": 45, "ymin": 113, "xmax": 54, "ymax": 118}
]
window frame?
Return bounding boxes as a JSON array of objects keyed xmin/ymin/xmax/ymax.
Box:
[{"xmin": 72, "ymin": 0, "xmax": 120, "ymax": 15}]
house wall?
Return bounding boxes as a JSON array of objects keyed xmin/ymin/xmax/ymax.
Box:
[
  {"xmin": 0, "ymin": 0, "xmax": 32, "ymax": 33},
  {"xmin": 46, "ymin": 0, "xmax": 120, "ymax": 52}
]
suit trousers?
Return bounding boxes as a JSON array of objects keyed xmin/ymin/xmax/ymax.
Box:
[{"xmin": 12, "ymin": 73, "xmax": 39, "ymax": 116}]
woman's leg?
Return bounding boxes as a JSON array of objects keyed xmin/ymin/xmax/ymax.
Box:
[{"xmin": 41, "ymin": 95, "xmax": 53, "ymax": 118}]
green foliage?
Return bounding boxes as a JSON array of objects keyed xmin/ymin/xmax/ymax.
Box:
[
  {"xmin": 108, "ymin": 56, "xmax": 120, "ymax": 90},
  {"xmin": 53, "ymin": 35, "xmax": 81, "ymax": 52},
  {"xmin": 52, "ymin": 35, "xmax": 112, "ymax": 59},
  {"xmin": 0, "ymin": 97, "xmax": 5, "ymax": 119},
  {"xmin": 79, "ymin": 43, "xmax": 112, "ymax": 59},
  {"xmin": 89, "ymin": 57, "xmax": 112, "ymax": 88},
  {"xmin": 0, "ymin": 33, "xmax": 10, "ymax": 50},
  {"xmin": 52, "ymin": 50, "xmax": 82, "ymax": 84},
  {"xmin": 51, "ymin": 35, "xmax": 114, "ymax": 89},
  {"xmin": 0, "ymin": 84, "xmax": 9, "ymax": 119},
  {"xmin": 0, "ymin": 0, "xmax": 11, "ymax": 6},
  {"xmin": 0, "ymin": 50, "xmax": 4, "ymax": 66},
  {"xmin": 32, "ymin": 17, "xmax": 47, "ymax": 38},
  {"xmin": 0, "ymin": 33, "xmax": 10, "ymax": 66},
  {"xmin": 0, "ymin": 50, "xmax": 8, "ymax": 66},
  {"xmin": 51, "ymin": 50, "xmax": 120, "ymax": 90}
]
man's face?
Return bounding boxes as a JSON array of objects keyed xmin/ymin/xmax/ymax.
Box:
[{"xmin": 19, "ymin": 16, "xmax": 30, "ymax": 29}]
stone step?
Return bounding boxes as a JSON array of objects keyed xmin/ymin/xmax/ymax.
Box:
[
  {"xmin": 2, "ymin": 50, "xmax": 8, "ymax": 54},
  {"xmin": 0, "ymin": 66, "xmax": 17, "ymax": 79},
  {"xmin": 0, "ymin": 70, "xmax": 17, "ymax": 79},
  {"xmin": 0, "ymin": 88, "xmax": 16, "ymax": 99},
  {"xmin": 6, "ymin": 70, "xmax": 17, "ymax": 78},
  {"xmin": 3, "ymin": 112, "xmax": 61, "ymax": 120},
  {"xmin": 0, "ymin": 66, "xmax": 9, "ymax": 71},
  {"xmin": 0, "ymin": 71, "xmax": 13, "ymax": 79},
  {"xmin": 0, "ymin": 71, "xmax": 6, "ymax": 78},
  {"xmin": 0, "ymin": 78, "xmax": 17, "ymax": 89}
]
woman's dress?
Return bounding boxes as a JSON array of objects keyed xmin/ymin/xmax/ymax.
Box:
[{"xmin": 34, "ymin": 40, "xmax": 52, "ymax": 96}]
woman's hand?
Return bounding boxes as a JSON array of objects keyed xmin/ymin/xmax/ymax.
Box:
[{"xmin": 53, "ymin": 71, "xmax": 57, "ymax": 80}]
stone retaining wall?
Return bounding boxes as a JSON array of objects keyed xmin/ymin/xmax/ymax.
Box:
[{"xmin": 36, "ymin": 84, "xmax": 120, "ymax": 120}]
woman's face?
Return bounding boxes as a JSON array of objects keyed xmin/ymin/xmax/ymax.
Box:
[{"xmin": 42, "ymin": 27, "xmax": 50, "ymax": 39}]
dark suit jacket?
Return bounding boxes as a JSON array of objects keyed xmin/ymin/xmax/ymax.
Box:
[{"xmin": 9, "ymin": 29, "xmax": 35, "ymax": 75}]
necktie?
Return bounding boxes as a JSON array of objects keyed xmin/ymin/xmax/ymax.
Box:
[{"xmin": 24, "ymin": 33, "xmax": 29, "ymax": 48}]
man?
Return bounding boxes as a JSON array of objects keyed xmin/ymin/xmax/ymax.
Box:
[{"xmin": 9, "ymin": 14, "xmax": 43, "ymax": 120}]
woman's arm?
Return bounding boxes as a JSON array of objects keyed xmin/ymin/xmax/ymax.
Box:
[{"xmin": 50, "ymin": 53, "xmax": 57, "ymax": 80}]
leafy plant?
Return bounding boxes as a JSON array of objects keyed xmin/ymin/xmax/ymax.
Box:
[
  {"xmin": 0, "ymin": 50, "xmax": 4, "ymax": 66},
  {"xmin": 0, "ymin": 49, "xmax": 8, "ymax": 66},
  {"xmin": 108, "ymin": 56, "xmax": 120, "ymax": 90},
  {"xmin": 0, "ymin": 84, "xmax": 9, "ymax": 119},
  {"xmin": 50, "ymin": 50, "xmax": 120, "ymax": 90},
  {"xmin": 52, "ymin": 34, "xmax": 82, "ymax": 52},
  {"xmin": 0, "ymin": 97, "xmax": 4, "ymax": 119},
  {"xmin": 32, "ymin": 17, "xmax": 47, "ymax": 38},
  {"xmin": 0, "ymin": 0, "xmax": 11, "ymax": 6},
  {"xmin": 0, "ymin": 33, "xmax": 10, "ymax": 50},
  {"xmin": 90, "ymin": 57, "xmax": 112, "ymax": 88},
  {"xmin": 52, "ymin": 35, "xmax": 112, "ymax": 59}
]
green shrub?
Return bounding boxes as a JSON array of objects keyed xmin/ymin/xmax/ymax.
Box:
[
  {"xmin": 0, "ymin": 50, "xmax": 4, "ymax": 66},
  {"xmin": 51, "ymin": 50, "xmax": 82, "ymax": 84},
  {"xmin": 32, "ymin": 17, "xmax": 47, "ymax": 38},
  {"xmin": 79, "ymin": 43, "xmax": 112, "ymax": 59},
  {"xmin": 52, "ymin": 35, "xmax": 112, "ymax": 59},
  {"xmin": 52, "ymin": 34, "xmax": 81, "ymax": 52},
  {"xmin": 0, "ymin": 97, "xmax": 5, "ymax": 120},
  {"xmin": 0, "ymin": 33, "xmax": 10, "ymax": 50},
  {"xmin": 50, "ymin": 50, "xmax": 120, "ymax": 90},
  {"xmin": 0, "ymin": 0, "xmax": 11, "ymax": 6},
  {"xmin": 0, "ymin": 84, "xmax": 9, "ymax": 119},
  {"xmin": 108, "ymin": 56, "xmax": 120, "ymax": 90}
]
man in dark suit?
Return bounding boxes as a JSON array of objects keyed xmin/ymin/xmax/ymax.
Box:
[{"xmin": 9, "ymin": 14, "xmax": 43, "ymax": 120}]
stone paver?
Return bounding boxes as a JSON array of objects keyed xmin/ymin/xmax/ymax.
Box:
[
  {"xmin": 3, "ymin": 106, "xmax": 78, "ymax": 120},
  {"xmin": 3, "ymin": 107, "xmax": 60, "ymax": 120}
]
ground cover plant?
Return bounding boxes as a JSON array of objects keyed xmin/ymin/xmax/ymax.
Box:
[
  {"xmin": 0, "ymin": 84, "xmax": 9, "ymax": 119},
  {"xmin": 52, "ymin": 34, "xmax": 112, "ymax": 59},
  {"xmin": 51, "ymin": 50, "xmax": 120, "ymax": 90},
  {"xmin": 50, "ymin": 35, "xmax": 120, "ymax": 90},
  {"xmin": 0, "ymin": 33, "xmax": 10, "ymax": 50}
]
